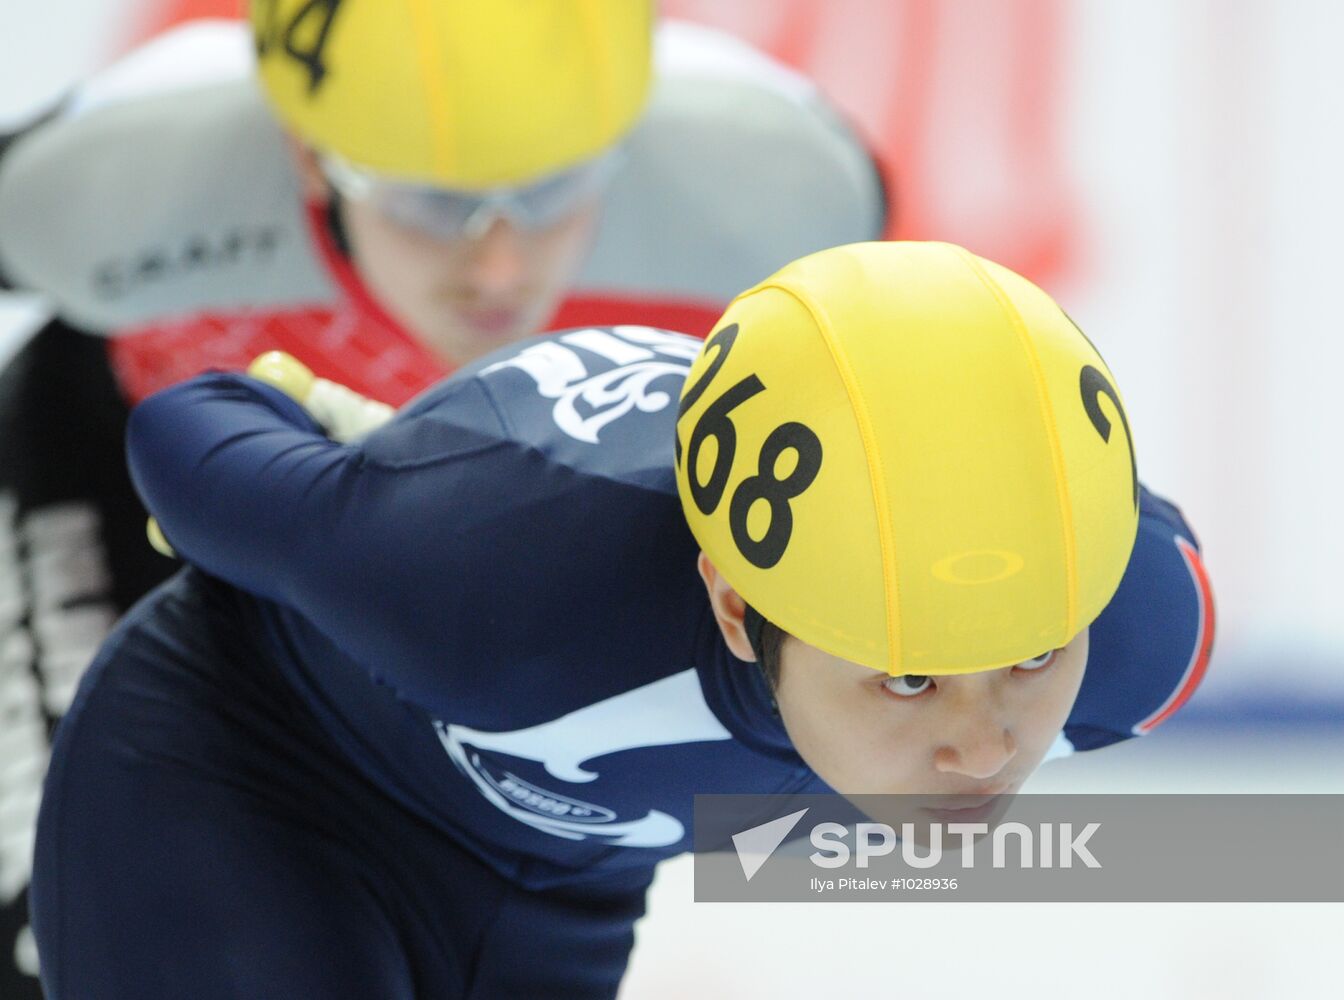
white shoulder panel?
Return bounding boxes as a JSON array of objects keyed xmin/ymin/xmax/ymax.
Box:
[
  {"xmin": 654, "ymin": 20, "xmax": 817, "ymax": 103},
  {"xmin": 577, "ymin": 21, "xmax": 886, "ymax": 305},
  {"xmin": 67, "ymin": 20, "xmax": 255, "ymax": 119},
  {"xmin": 0, "ymin": 75, "xmax": 335, "ymax": 332}
]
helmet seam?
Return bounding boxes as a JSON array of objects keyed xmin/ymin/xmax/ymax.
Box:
[
  {"xmin": 947, "ymin": 245, "xmax": 1079, "ymax": 640},
  {"xmin": 407, "ymin": 0, "xmax": 455, "ymax": 180},
  {"xmin": 756, "ymin": 278, "xmax": 903, "ymax": 675}
]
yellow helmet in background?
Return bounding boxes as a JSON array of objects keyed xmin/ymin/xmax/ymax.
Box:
[
  {"xmin": 250, "ymin": 0, "xmax": 654, "ymax": 189},
  {"xmin": 676, "ymin": 242, "xmax": 1140, "ymax": 676}
]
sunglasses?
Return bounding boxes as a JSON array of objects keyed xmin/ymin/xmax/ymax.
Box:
[{"xmin": 320, "ymin": 149, "xmax": 625, "ymax": 241}]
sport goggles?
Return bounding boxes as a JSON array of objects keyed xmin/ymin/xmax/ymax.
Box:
[{"xmin": 320, "ymin": 149, "xmax": 624, "ymax": 241}]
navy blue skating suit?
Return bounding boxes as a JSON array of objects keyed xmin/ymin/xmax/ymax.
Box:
[{"xmin": 31, "ymin": 326, "xmax": 1213, "ymax": 999}]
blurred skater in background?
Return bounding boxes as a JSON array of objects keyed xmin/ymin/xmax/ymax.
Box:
[{"xmin": 0, "ymin": 2, "xmax": 885, "ymax": 993}]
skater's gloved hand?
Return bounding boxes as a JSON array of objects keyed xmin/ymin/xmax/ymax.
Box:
[
  {"xmin": 147, "ymin": 517, "xmax": 175, "ymax": 559},
  {"xmin": 145, "ymin": 353, "xmax": 396, "ymax": 559},
  {"xmin": 247, "ymin": 351, "xmax": 395, "ymax": 443}
]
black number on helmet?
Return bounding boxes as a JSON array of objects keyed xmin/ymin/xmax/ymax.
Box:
[
  {"xmin": 676, "ymin": 323, "xmax": 739, "ymax": 467},
  {"xmin": 687, "ymin": 375, "xmax": 765, "ymax": 515},
  {"xmin": 1080, "ymin": 364, "xmax": 1137, "ymax": 509},
  {"xmin": 680, "ymin": 322, "xmax": 824, "ymax": 566},
  {"xmin": 728, "ymin": 422, "xmax": 824, "ymax": 569},
  {"xmin": 254, "ymin": 0, "xmax": 347, "ymax": 95}
]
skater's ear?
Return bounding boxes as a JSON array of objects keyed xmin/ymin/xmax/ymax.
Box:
[{"xmin": 697, "ymin": 552, "xmax": 756, "ymax": 663}]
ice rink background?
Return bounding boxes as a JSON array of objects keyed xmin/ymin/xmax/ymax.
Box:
[{"xmin": 2, "ymin": 2, "xmax": 1340, "ymax": 997}]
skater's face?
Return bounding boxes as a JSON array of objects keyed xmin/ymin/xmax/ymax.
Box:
[
  {"xmin": 294, "ymin": 146, "xmax": 606, "ymax": 367},
  {"xmin": 769, "ymin": 630, "xmax": 1088, "ymax": 800},
  {"xmin": 698, "ymin": 554, "xmax": 1088, "ymax": 799}
]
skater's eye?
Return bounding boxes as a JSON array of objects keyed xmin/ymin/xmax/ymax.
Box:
[
  {"xmin": 1014, "ymin": 650, "xmax": 1059, "ymax": 673},
  {"xmin": 881, "ymin": 674, "xmax": 934, "ymax": 698}
]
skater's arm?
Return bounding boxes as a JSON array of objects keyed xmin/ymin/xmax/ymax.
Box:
[
  {"xmin": 127, "ymin": 370, "xmax": 521, "ymax": 712},
  {"xmin": 1064, "ymin": 485, "xmax": 1215, "ymax": 751}
]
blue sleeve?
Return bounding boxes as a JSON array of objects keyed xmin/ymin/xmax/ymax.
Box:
[
  {"xmin": 127, "ymin": 372, "xmax": 332, "ymax": 600},
  {"xmin": 126, "ymin": 372, "xmax": 522, "ymax": 715},
  {"xmin": 1064, "ymin": 484, "xmax": 1215, "ymax": 751},
  {"xmin": 126, "ymin": 370, "xmax": 698, "ymax": 723}
]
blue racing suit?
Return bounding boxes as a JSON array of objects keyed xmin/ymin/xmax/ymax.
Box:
[{"xmin": 31, "ymin": 326, "xmax": 1213, "ymax": 998}]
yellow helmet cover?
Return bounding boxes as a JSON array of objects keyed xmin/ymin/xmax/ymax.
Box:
[
  {"xmin": 675, "ymin": 242, "xmax": 1139, "ymax": 676},
  {"xmin": 251, "ymin": 0, "xmax": 653, "ymax": 188}
]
